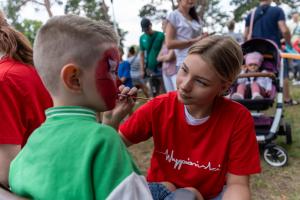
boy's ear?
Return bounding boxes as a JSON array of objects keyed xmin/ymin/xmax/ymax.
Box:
[{"xmin": 61, "ymin": 64, "xmax": 82, "ymax": 93}]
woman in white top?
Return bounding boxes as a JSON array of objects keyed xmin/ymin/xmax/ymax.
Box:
[{"xmin": 166, "ymin": 0, "xmax": 206, "ymax": 68}]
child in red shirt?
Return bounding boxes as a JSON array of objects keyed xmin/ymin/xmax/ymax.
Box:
[{"xmin": 105, "ymin": 35, "xmax": 261, "ymax": 200}]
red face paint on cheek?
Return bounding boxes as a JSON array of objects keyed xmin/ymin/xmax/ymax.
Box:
[{"xmin": 95, "ymin": 47, "xmax": 120, "ymax": 110}]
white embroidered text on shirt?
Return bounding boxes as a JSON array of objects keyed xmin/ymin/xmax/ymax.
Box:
[{"xmin": 159, "ymin": 149, "xmax": 221, "ymax": 171}]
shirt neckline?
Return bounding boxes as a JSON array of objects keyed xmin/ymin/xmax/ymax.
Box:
[
  {"xmin": 45, "ymin": 106, "xmax": 97, "ymax": 121},
  {"xmin": 0, "ymin": 52, "xmax": 6, "ymax": 60}
]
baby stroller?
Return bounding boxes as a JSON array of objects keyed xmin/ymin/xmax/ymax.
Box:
[{"xmin": 230, "ymin": 38, "xmax": 292, "ymax": 167}]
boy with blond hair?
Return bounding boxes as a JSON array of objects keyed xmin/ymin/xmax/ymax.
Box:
[{"xmin": 8, "ymin": 15, "xmax": 152, "ymax": 200}]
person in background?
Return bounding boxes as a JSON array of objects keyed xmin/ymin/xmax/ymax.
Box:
[
  {"xmin": 165, "ymin": 0, "xmax": 207, "ymax": 70},
  {"xmin": 287, "ymin": 11, "xmax": 300, "ymax": 85},
  {"xmin": 8, "ymin": 14, "xmax": 152, "ymax": 200},
  {"xmin": 287, "ymin": 12, "xmax": 300, "ymax": 44},
  {"xmin": 244, "ymin": 0, "xmax": 298, "ymax": 105},
  {"xmin": 106, "ymin": 36, "xmax": 261, "ymax": 200},
  {"xmin": 224, "ymin": 20, "xmax": 244, "ymax": 44},
  {"xmin": 128, "ymin": 45, "xmax": 150, "ymax": 98},
  {"xmin": 231, "ymin": 51, "xmax": 273, "ymax": 100},
  {"xmin": 157, "ymin": 18, "xmax": 177, "ymax": 92},
  {"xmin": 139, "ymin": 17, "xmax": 165, "ymax": 97},
  {"xmin": 118, "ymin": 47, "xmax": 133, "ymax": 88},
  {"xmin": 0, "ymin": 10, "xmax": 52, "ymax": 193}
]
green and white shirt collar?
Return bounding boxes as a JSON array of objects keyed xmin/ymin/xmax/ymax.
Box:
[{"xmin": 45, "ymin": 106, "xmax": 97, "ymax": 121}]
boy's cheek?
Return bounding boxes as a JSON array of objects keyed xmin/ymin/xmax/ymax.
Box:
[
  {"xmin": 95, "ymin": 47, "xmax": 119, "ymax": 110},
  {"xmin": 95, "ymin": 79, "xmax": 117, "ymax": 110}
]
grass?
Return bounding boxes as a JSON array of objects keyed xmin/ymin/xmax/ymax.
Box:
[{"xmin": 128, "ymin": 82, "xmax": 300, "ymax": 200}]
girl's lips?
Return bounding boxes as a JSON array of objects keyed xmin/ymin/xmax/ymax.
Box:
[{"xmin": 179, "ymin": 91, "xmax": 191, "ymax": 99}]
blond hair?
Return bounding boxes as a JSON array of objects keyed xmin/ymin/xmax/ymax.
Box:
[
  {"xmin": 188, "ymin": 35, "xmax": 243, "ymax": 84},
  {"xmin": 33, "ymin": 14, "xmax": 119, "ymax": 94},
  {"xmin": 0, "ymin": 10, "xmax": 33, "ymax": 65}
]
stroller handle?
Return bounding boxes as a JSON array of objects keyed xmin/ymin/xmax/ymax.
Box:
[
  {"xmin": 237, "ymin": 71, "xmax": 276, "ymax": 79},
  {"xmin": 280, "ymin": 53, "xmax": 300, "ymax": 60}
]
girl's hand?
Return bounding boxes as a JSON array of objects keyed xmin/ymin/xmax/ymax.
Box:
[{"xmin": 102, "ymin": 85, "xmax": 137, "ymax": 129}]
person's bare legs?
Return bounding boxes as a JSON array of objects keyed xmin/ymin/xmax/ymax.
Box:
[
  {"xmin": 140, "ymin": 83, "xmax": 150, "ymax": 98},
  {"xmin": 283, "ymin": 78, "xmax": 291, "ymax": 101}
]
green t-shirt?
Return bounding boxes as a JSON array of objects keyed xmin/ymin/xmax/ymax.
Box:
[
  {"xmin": 9, "ymin": 106, "xmax": 152, "ymax": 200},
  {"xmin": 139, "ymin": 31, "xmax": 165, "ymax": 71}
]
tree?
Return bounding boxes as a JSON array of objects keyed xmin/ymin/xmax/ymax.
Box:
[
  {"xmin": 3, "ymin": 1, "xmax": 44, "ymax": 44},
  {"xmin": 3, "ymin": 0, "xmax": 126, "ymax": 46},
  {"xmin": 231, "ymin": 0, "xmax": 299, "ymax": 22},
  {"xmin": 139, "ymin": 0, "xmax": 230, "ymax": 33},
  {"xmin": 3, "ymin": 0, "xmax": 63, "ymax": 44},
  {"xmin": 64, "ymin": 0, "xmax": 127, "ymax": 46}
]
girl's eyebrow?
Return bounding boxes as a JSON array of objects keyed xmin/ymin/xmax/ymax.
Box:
[{"xmin": 182, "ymin": 62, "xmax": 211, "ymax": 83}]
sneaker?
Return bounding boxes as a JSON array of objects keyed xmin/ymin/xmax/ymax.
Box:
[
  {"xmin": 252, "ymin": 93, "xmax": 263, "ymax": 100},
  {"xmin": 284, "ymin": 99, "xmax": 299, "ymax": 106},
  {"xmin": 292, "ymin": 80, "xmax": 300, "ymax": 86},
  {"xmin": 231, "ymin": 93, "xmax": 244, "ymax": 100}
]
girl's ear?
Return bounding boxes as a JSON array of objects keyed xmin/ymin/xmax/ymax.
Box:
[
  {"xmin": 220, "ymin": 81, "xmax": 232, "ymax": 96},
  {"xmin": 60, "ymin": 64, "xmax": 82, "ymax": 93}
]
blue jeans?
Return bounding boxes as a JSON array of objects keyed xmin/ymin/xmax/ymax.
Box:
[
  {"xmin": 148, "ymin": 183, "xmax": 172, "ymax": 200},
  {"xmin": 148, "ymin": 182, "xmax": 226, "ymax": 200}
]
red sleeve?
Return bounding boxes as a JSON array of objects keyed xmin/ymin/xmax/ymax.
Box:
[
  {"xmin": 228, "ymin": 108, "xmax": 261, "ymax": 175},
  {"xmin": 0, "ymin": 80, "xmax": 24, "ymax": 144},
  {"xmin": 119, "ymin": 100, "xmax": 154, "ymax": 144}
]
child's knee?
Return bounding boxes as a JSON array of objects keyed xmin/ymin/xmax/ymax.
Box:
[
  {"xmin": 161, "ymin": 181, "xmax": 176, "ymax": 191},
  {"xmin": 183, "ymin": 187, "xmax": 204, "ymax": 200}
]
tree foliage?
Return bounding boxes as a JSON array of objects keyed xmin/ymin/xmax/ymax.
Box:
[
  {"xmin": 139, "ymin": 0, "xmax": 230, "ymax": 33},
  {"xmin": 231, "ymin": 0, "xmax": 299, "ymax": 22},
  {"xmin": 3, "ymin": 0, "xmax": 126, "ymax": 46},
  {"xmin": 3, "ymin": 0, "xmax": 45, "ymax": 44},
  {"xmin": 64, "ymin": 0, "xmax": 127, "ymax": 46}
]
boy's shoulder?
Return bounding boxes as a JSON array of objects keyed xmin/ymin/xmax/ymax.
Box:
[{"xmin": 35, "ymin": 117, "xmax": 121, "ymax": 146}]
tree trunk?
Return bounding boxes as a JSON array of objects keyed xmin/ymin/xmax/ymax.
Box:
[
  {"xmin": 198, "ymin": 0, "xmax": 207, "ymax": 21},
  {"xmin": 44, "ymin": 0, "xmax": 53, "ymax": 17},
  {"xmin": 100, "ymin": 0, "xmax": 110, "ymax": 21}
]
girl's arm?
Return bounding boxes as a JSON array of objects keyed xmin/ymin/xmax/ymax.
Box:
[
  {"xmin": 0, "ymin": 145, "xmax": 21, "ymax": 188},
  {"xmin": 222, "ymin": 173, "xmax": 250, "ymax": 200},
  {"xmin": 118, "ymin": 131, "xmax": 133, "ymax": 147},
  {"xmin": 165, "ymin": 22, "xmax": 194, "ymax": 50},
  {"xmin": 157, "ymin": 46, "xmax": 175, "ymax": 63}
]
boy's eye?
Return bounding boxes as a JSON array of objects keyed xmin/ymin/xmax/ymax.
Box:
[{"xmin": 108, "ymin": 58, "xmax": 118, "ymax": 74}]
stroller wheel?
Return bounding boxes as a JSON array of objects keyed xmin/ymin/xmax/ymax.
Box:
[
  {"xmin": 263, "ymin": 145, "xmax": 288, "ymax": 167},
  {"xmin": 285, "ymin": 123, "xmax": 292, "ymax": 145}
]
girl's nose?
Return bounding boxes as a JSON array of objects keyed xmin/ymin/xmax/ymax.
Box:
[{"xmin": 181, "ymin": 78, "xmax": 193, "ymax": 92}]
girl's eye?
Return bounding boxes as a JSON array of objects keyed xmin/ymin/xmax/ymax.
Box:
[
  {"xmin": 195, "ymin": 79, "xmax": 208, "ymax": 86},
  {"xmin": 181, "ymin": 66, "xmax": 188, "ymax": 73}
]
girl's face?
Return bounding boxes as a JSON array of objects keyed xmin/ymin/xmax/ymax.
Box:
[
  {"xmin": 176, "ymin": 54, "xmax": 227, "ymax": 108},
  {"xmin": 179, "ymin": 0, "xmax": 196, "ymax": 9}
]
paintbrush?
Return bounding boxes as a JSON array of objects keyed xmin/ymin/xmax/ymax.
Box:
[{"xmin": 118, "ymin": 94, "xmax": 150, "ymax": 101}]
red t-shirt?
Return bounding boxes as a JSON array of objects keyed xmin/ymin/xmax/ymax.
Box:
[
  {"xmin": 0, "ymin": 57, "xmax": 53, "ymax": 147},
  {"xmin": 120, "ymin": 91, "xmax": 261, "ymax": 199}
]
